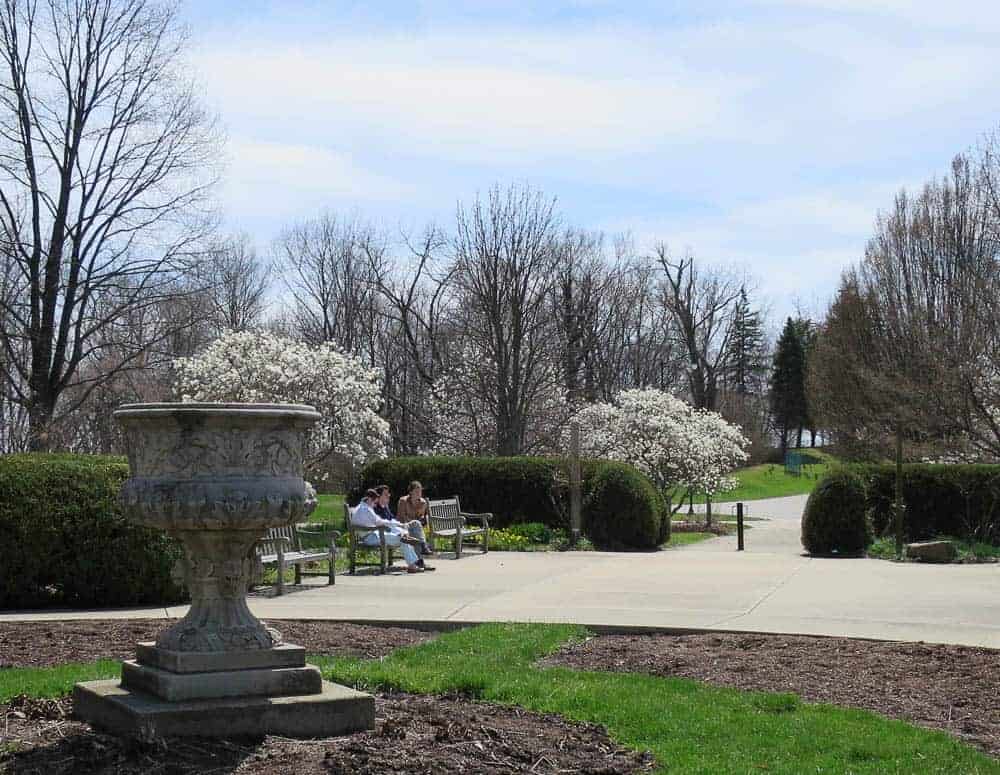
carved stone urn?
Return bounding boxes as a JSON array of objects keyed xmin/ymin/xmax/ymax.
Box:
[
  {"xmin": 74, "ymin": 403, "xmax": 374, "ymax": 739},
  {"xmin": 116, "ymin": 402, "xmax": 318, "ymax": 653}
]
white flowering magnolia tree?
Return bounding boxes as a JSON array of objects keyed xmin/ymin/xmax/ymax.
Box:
[
  {"xmin": 569, "ymin": 388, "xmax": 749, "ymax": 508},
  {"xmin": 173, "ymin": 330, "xmax": 389, "ymax": 467}
]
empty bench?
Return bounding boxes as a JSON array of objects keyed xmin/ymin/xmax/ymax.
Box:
[
  {"xmin": 255, "ymin": 523, "xmax": 339, "ymax": 595},
  {"xmin": 428, "ymin": 496, "xmax": 491, "ymax": 558}
]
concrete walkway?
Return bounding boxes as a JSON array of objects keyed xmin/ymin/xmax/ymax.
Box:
[{"xmin": 4, "ymin": 495, "xmax": 1000, "ymax": 648}]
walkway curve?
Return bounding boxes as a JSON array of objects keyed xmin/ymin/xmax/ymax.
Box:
[{"xmin": 2, "ymin": 493, "xmax": 999, "ymax": 649}]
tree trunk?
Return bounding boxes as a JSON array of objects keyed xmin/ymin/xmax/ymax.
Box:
[
  {"xmin": 27, "ymin": 393, "xmax": 56, "ymax": 452},
  {"xmin": 795, "ymin": 426, "xmax": 803, "ymax": 448}
]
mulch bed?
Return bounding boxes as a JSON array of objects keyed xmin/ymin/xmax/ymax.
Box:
[
  {"xmin": 0, "ymin": 619, "xmax": 432, "ymax": 668},
  {"xmin": 541, "ymin": 631, "xmax": 1000, "ymax": 756},
  {"xmin": 0, "ymin": 693, "xmax": 653, "ymax": 774}
]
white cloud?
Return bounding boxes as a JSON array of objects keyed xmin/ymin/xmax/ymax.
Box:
[
  {"xmin": 194, "ymin": 31, "xmax": 748, "ymax": 164},
  {"xmin": 221, "ymin": 138, "xmax": 415, "ymax": 218}
]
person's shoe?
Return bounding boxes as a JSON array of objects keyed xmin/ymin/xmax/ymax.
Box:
[
  {"xmin": 421, "ymin": 564, "xmax": 436, "ymax": 571},
  {"xmin": 406, "ymin": 565, "xmax": 423, "ymax": 573}
]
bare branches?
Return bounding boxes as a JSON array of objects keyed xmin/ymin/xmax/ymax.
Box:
[
  {"xmin": 655, "ymin": 244, "xmax": 742, "ymax": 411},
  {"xmin": 0, "ymin": 0, "xmax": 220, "ymax": 448}
]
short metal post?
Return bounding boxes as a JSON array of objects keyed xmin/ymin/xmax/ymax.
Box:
[
  {"xmin": 737, "ymin": 502, "xmax": 745, "ymax": 551},
  {"xmin": 569, "ymin": 421, "xmax": 582, "ymax": 547}
]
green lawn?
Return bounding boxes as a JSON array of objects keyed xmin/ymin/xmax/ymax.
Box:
[
  {"xmin": 676, "ymin": 448, "xmax": 837, "ymax": 505},
  {"xmin": 666, "ymin": 531, "xmax": 717, "ymax": 548},
  {"xmin": 3, "ymin": 625, "xmax": 995, "ymax": 774},
  {"xmin": 311, "ymin": 493, "xmax": 346, "ymax": 526},
  {"xmin": 317, "ymin": 623, "xmax": 996, "ymax": 775}
]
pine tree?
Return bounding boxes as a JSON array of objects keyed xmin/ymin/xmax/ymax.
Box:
[
  {"xmin": 792, "ymin": 317, "xmax": 818, "ymax": 446},
  {"xmin": 724, "ymin": 287, "xmax": 767, "ymax": 395},
  {"xmin": 770, "ymin": 317, "xmax": 808, "ymax": 455}
]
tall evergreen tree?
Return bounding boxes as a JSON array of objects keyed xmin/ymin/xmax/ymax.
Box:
[
  {"xmin": 770, "ymin": 317, "xmax": 808, "ymax": 455},
  {"xmin": 724, "ymin": 287, "xmax": 768, "ymax": 395},
  {"xmin": 792, "ymin": 317, "xmax": 818, "ymax": 446}
]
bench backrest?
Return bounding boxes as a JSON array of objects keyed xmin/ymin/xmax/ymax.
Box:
[
  {"xmin": 255, "ymin": 524, "xmax": 300, "ymax": 556},
  {"xmin": 428, "ymin": 496, "xmax": 461, "ymax": 526}
]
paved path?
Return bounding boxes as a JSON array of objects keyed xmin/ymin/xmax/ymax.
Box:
[{"xmin": 4, "ymin": 495, "xmax": 1000, "ymax": 648}]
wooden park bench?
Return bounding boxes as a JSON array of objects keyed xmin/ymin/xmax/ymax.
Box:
[
  {"xmin": 428, "ymin": 496, "xmax": 491, "ymax": 559},
  {"xmin": 344, "ymin": 504, "xmax": 395, "ymax": 575},
  {"xmin": 254, "ymin": 523, "xmax": 340, "ymax": 595}
]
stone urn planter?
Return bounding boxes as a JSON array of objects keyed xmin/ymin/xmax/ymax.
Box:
[{"xmin": 74, "ymin": 403, "xmax": 373, "ymax": 739}]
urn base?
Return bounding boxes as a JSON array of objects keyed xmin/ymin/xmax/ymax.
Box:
[{"xmin": 73, "ymin": 679, "xmax": 374, "ymax": 739}]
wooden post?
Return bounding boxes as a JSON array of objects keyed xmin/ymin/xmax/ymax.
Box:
[
  {"xmin": 570, "ymin": 421, "xmax": 582, "ymax": 546},
  {"xmin": 705, "ymin": 495, "xmax": 712, "ymax": 529},
  {"xmin": 737, "ymin": 502, "xmax": 745, "ymax": 551},
  {"xmin": 894, "ymin": 425, "xmax": 904, "ymax": 559}
]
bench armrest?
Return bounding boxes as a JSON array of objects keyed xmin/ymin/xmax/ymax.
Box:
[{"xmin": 460, "ymin": 511, "xmax": 492, "ymax": 527}]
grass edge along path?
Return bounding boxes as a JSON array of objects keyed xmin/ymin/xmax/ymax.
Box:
[
  {"xmin": 318, "ymin": 623, "xmax": 998, "ymax": 775},
  {"xmin": 2, "ymin": 625, "xmax": 996, "ymax": 774}
]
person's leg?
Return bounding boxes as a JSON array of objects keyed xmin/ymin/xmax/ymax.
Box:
[
  {"xmin": 399, "ymin": 539, "xmax": 419, "ymax": 567},
  {"xmin": 380, "ymin": 528, "xmax": 419, "ymax": 570},
  {"xmin": 407, "ymin": 521, "xmax": 432, "ymax": 554}
]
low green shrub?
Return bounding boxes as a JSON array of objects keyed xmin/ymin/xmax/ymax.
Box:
[
  {"xmin": 488, "ymin": 528, "xmax": 533, "ymax": 551},
  {"xmin": 858, "ymin": 464, "xmax": 1000, "ymax": 544},
  {"xmin": 354, "ymin": 456, "xmax": 665, "ymax": 549},
  {"xmin": 507, "ymin": 522, "xmax": 553, "ymax": 544},
  {"xmin": 584, "ymin": 461, "xmax": 664, "ymax": 550},
  {"xmin": 0, "ymin": 454, "xmax": 185, "ymax": 609},
  {"xmin": 801, "ymin": 468, "xmax": 872, "ymax": 555}
]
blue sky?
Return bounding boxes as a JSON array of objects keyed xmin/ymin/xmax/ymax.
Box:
[{"xmin": 184, "ymin": 0, "xmax": 1000, "ymax": 320}]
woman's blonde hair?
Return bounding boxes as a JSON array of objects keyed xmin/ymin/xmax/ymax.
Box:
[{"xmin": 408, "ymin": 480, "xmax": 423, "ymax": 494}]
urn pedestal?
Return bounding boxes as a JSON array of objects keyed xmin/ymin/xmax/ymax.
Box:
[{"xmin": 73, "ymin": 403, "xmax": 374, "ymax": 739}]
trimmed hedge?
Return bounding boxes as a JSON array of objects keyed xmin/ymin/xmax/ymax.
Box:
[
  {"xmin": 803, "ymin": 464, "xmax": 1000, "ymax": 553},
  {"xmin": 858, "ymin": 464, "xmax": 1000, "ymax": 544},
  {"xmin": 352, "ymin": 455, "xmax": 667, "ymax": 549},
  {"xmin": 0, "ymin": 453, "xmax": 185, "ymax": 609},
  {"xmin": 801, "ymin": 468, "xmax": 872, "ymax": 555}
]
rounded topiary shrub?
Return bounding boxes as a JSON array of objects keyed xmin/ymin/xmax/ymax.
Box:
[
  {"xmin": 584, "ymin": 461, "xmax": 663, "ymax": 550},
  {"xmin": 801, "ymin": 468, "xmax": 873, "ymax": 555},
  {"xmin": 0, "ymin": 453, "xmax": 185, "ymax": 608}
]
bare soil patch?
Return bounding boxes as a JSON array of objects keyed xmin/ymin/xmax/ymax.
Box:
[
  {"xmin": 541, "ymin": 631, "xmax": 1000, "ymax": 756},
  {"xmin": 0, "ymin": 619, "xmax": 431, "ymax": 668},
  {"xmin": 0, "ymin": 693, "xmax": 653, "ymax": 774}
]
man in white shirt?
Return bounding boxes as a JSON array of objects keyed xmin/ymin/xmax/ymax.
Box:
[{"xmin": 352, "ymin": 489, "xmax": 423, "ymax": 573}]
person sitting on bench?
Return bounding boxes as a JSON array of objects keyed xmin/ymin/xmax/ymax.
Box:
[
  {"xmin": 374, "ymin": 485, "xmax": 434, "ymax": 571},
  {"xmin": 351, "ymin": 489, "xmax": 423, "ymax": 573}
]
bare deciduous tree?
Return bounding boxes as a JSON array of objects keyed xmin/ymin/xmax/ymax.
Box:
[
  {"xmin": 205, "ymin": 233, "xmax": 271, "ymax": 333},
  {"xmin": 655, "ymin": 246, "xmax": 742, "ymax": 411},
  {"xmin": 452, "ymin": 184, "xmax": 563, "ymax": 455},
  {"xmin": 0, "ymin": 0, "xmax": 220, "ymax": 449}
]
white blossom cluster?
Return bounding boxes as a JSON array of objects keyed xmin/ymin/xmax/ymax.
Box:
[
  {"xmin": 173, "ymin": 329, "xmax": 389, "ymax": 466},
  {"xmin": 569, "ymin": 388, "xmax": 749, "ymax": 498}
]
